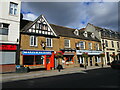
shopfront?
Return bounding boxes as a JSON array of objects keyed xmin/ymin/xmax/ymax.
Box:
[
  {"xmin": 76, "ymin": 50, "xmax": 103, "ymax": 66},
  {"xmin": 0, "ymin": 44, "xmax": 17, "ymax": 73},
  {"xmin": 60, "ymin": 48, "xmax": 76, "ymax": 66},
  {"xmin": 21, "ymin": 50, "xmax": 54, "ymax": 70}
]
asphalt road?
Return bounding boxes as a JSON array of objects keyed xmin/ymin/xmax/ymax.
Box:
[{"xmin": 2, "ymin": 67, "xmax": 120, "ymax": 88}]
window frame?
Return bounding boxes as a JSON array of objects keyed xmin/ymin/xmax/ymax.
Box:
[
  {"xmin": 46, "ymin": 38, "xmax": 53, "ymax": 47},
  {"xmin": 88, "ymin": 42, "xmax": 92, "ymax": 50},
  {"xmin": 9, "ymin": 2, "xmax": 18, "ymax": 16},
  {"xmin": 79, "ymin": 41, "xmax": 85, "ymax": 50},
  {"xmin": 30, "ymin": 36, "xmax": 38, "ymax": 47},
  {"xmin": 0, "ymin": 23, "xmax": 9, "ymax": 35},
  {"xmin": 64, "ymin": 39, "xmax": 70, "ymax": 48}
]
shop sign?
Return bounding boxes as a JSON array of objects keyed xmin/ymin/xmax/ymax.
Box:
[
  {"xmin": 22, "ymin": 50, "xmax": 52, "ymax": 55},
  {"xmin": 0, "ymin": 45, "xmax": 17, "ymax": 50},
  {"xmin": 76, "ymin": 50, "xmax": 103, "ymax": 55}
]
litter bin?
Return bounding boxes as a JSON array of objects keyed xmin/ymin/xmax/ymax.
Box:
[{"xmin": 16, "ymin": 65, "xmax": 30, "ymax": 73}]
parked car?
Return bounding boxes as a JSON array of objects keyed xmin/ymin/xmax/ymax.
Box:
[{"xmin": 110, "ymin": 60, "xmax": 120, "ymax": 69}]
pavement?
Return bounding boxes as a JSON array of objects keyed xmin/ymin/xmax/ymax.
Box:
[{"xmin": 1, "ymin": 65, "xmax": 110, "ymax": 83}]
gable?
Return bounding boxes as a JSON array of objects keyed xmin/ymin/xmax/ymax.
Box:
[{"xmin": 21, "ymin": 15, "xmax": 57, "ymax": 37}]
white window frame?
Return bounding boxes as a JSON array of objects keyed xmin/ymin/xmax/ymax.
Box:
[
  {"xmin": 9, "ymin": 2, "xmax": 18, "ymax": 15},
  {"xmin": 30, "ymin": 36, "xmax": 38, "ymax": 47},
  {"xmin": 89, "ymin": 43, "xmax": 92, "ymax": 50},
  {"xmin": 64, "ymin": 39, "xmax": 70, "ymax": 48},
  {"xmin": 46, "ymin": 38, "xmax": 53, "ymax": 47},
  {"xmin": 79, "ymin": 41, "xmax": 85, "ymax": 49}
]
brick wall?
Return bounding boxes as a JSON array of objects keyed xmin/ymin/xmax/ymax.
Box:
[{"xmin": 0, "ymin": 64, "xmax": 16, "ymax": 73}]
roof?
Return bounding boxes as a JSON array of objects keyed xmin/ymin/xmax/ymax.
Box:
[{"xmin": 20, "ymin": 17, "xmax": 100, "ymax": 42}]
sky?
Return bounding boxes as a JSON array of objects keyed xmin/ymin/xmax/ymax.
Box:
[{"xmin": 21, "ymin": 0, "xmax": 119, "ymax": 32}]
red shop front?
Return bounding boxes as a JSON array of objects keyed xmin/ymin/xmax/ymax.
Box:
[
  {"xmin": 22, "ymin": 50, "xmax": 54, "ymax": 70},
  {"xmin": 0, "ymin": 44, "xmax": 17, "ymax": 73}
]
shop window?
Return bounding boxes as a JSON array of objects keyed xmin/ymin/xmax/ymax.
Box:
[
  {"xmin": 30, "ymin": 36, "xmax": 38, "ymax": 47},
  {"xmin": 64, "ymin": 39, "xmax": 70, "ymax": 48},
  {"xmin": 0, "ymin": 23, "xmax": 9, "ymax": 35},
  {"xmin": 35, "ymin": 56, "xmax": 44, "ymax": 64},
  {"xmin": 23, "ymin": 56, "xmax": 34, "ymax": 65},
  {"xmin": 9, "ymin": 2, "xmax": 18, "ymax": 15},
  {"xmin": 46, "ymin": 38, "xmax": 52, "ymax": 47}
]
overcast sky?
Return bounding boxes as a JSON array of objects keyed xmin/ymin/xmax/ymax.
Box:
[{"xmin": 21, "ymin": 1, "xmax": 119, "ymax": 32}]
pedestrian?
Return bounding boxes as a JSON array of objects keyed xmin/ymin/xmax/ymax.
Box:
[{"xmin": 57, "ymin": 64, "xmax": 63, "ymax": 72}]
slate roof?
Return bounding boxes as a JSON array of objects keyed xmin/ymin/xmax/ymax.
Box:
[
  {"xmin": 20, "ymin": 19, "xmax": 100, "ymax": 42},
  {"xmin": 87, "ymin": 23, "xmax": 120, "ymax": 39}
]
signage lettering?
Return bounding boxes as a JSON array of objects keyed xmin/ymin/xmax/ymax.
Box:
[{"xmin": 0, "ymin": 45, "xmax": 17, "ymax": 50}]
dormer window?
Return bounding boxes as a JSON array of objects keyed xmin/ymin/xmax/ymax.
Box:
[
  {"xmin": 74, "ymin": 29, "xmax": 79, "ymax": 36},
  {"xmin": 91, "ymin": 33, "xmax": 95, "ymax": 38},
  {"xmin": 83, "ymin": 31, "xmax": 88, "ymax": 37}
]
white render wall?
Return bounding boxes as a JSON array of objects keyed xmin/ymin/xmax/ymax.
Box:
[{"xmin": 0, "ymin": 0, "xmax": 21, "ymax": 44}]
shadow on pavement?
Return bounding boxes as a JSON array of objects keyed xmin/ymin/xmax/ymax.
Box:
[{"xmin": 2, "ymin": 67, "xmax": 120, "ymax": 88}]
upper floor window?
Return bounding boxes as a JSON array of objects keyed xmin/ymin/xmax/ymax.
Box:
[
  {"xmin": 83, "ymin": 31, "xmax": 88, "ymax": 37},
  {"xmin": 9, "ymin": 2, "xmax": 18, "ymax": 15},
  {"xmin": 64, "ymin": 39, "xmax": 70, "ymax": 48},
  {"xmin": 79, "ymin": 41, "xmax": 85, "ymax": 49},
  {"xmin": 117, "ymin": 42, "xmax": 119, "ymax": 48},
  {"xmin": 111, "ymin": 41, "xmax": 114, "ymax": 47},
  {"xmin": 46, "ymin": 38, "xmax": 52, "ymax": 47},
  {"xmin": 74, "ymin": 29, "xmax": 79, "ymax": 36},
  {"xmin": 88, "ymin": 43, "xmax": 92, "ymax": 50},
  {"xmin": 30, "ymin": 36, "xmax": 37, "ymax": 47},
  {"xmin": 91, "ymin": 33, "xmax": 95, "ymax": 38},
  {"xmin": 105, "ymin": 40, "xmax": 108, "ymax": 47},
  {"xmin": 0, "ymin": 23, "xmax": 9, "ymax": 35},
  {"xmin": 95, "ymin": 43, "xmax": 99, "ymax": 50}
]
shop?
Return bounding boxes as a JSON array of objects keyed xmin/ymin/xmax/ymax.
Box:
[
  {"xmin": 0, "ymin": 44, "xmax": 17, "ymax": 73},
  {"xmin": 21, "ymin": 50, "xmax": 54, "ymax": 70},
  {"xmin": 76, "ymin": 50, "xmax": 103, "ymax": 66},
  {"xmin": 60, "ymin": 48, "xmax": 76, "ymax": 66}
]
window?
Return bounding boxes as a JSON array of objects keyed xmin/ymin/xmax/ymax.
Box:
[
  {"xmin": 46, "ymin": 38, "xmax": 52, "ymax": 47},
  {"xmin": 111, "ymin": 41, "xmax": 114, "ymax": 47},
  {"xmin": 117, "ymin": 42, "xmax": 119, "ymax": 48},
  {"xmin": 64, "ymin": 39, "xmax": 70, "ymax": 48},
  {"xmin": 105, "ymin": 40, "xmax": 108, "ymax": 47},
  {"xmin": 79, "ymin": 41, "xmax": 85, "ymax": 49},
  {"xmin": 74, "ymin": 29, "xmax": 79, "ymax": 35},
  {"xmin": 9, "ymin": 2, "xmax": 18, "ymax": 15},
  {"xmin": 88, "ymin": 43, "xmax": 92, "ymax": 50},
  {"xmin": 83, "ymin": 31, "xmax": 88, "ymax": 37},
  {"xmin": 0, "ymin": 23, "xmax": 9, "ymax": 35},
  {"xmin": 95, "ymin": 43, "xmax": 99, "ymax": 50},
  {"xmin": 91, "ymin": 33, "xmax": 95, "ymax": 38},
  {"xmin": 30, "ymin": 36, "xmax": 37, "ymax": 47}
]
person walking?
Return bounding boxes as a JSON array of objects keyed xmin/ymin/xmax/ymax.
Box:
[{"xmin": 57, "ymin": 64, "xmax": 63, "ymax": 72}]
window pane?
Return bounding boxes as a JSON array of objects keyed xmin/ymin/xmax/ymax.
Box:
[
  {"xmin": 23, "ymin": 56, "xmax": 34, "ymax": 65},
  {"xmin": 30, "ymin": 36, "xmax": 34, "ymax": 46},
  {"xmin": 35, "ymin": 56, "xmax": 43, "ymax": 64},
  {"xmin": 0, "ymin": 28, "xmax": 8, "ymax": 35}
]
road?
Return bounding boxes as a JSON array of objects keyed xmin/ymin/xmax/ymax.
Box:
[{"xmin": 2, "ymin": 67, "xmax": 120, "ymax": 88}]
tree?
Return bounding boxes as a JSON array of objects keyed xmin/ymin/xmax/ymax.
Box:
[{"xmin": 82, "ymin": 52, "xmax": 88, "ymax": 69}]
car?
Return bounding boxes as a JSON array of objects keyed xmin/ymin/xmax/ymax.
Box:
[{"xmin": 110, "ymin": 60, "xmax": 120, "ymax": 69}]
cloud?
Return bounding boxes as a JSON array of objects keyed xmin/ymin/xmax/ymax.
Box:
[
  {"xmin": 22, "ymin": 12, "xmax": 38, "ymax": 21},
  {"xmin": 21, "ymin": 2, "xmax": 118, "ymax": 31}
]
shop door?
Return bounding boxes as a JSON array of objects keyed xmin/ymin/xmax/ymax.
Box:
[
  {"xmin": 90, "ymin": 56, "xmax": 92, "ymax": 66},
  {"xmin": 46, "ymin": 55, "xmax": 51, "ymax": 70}
]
